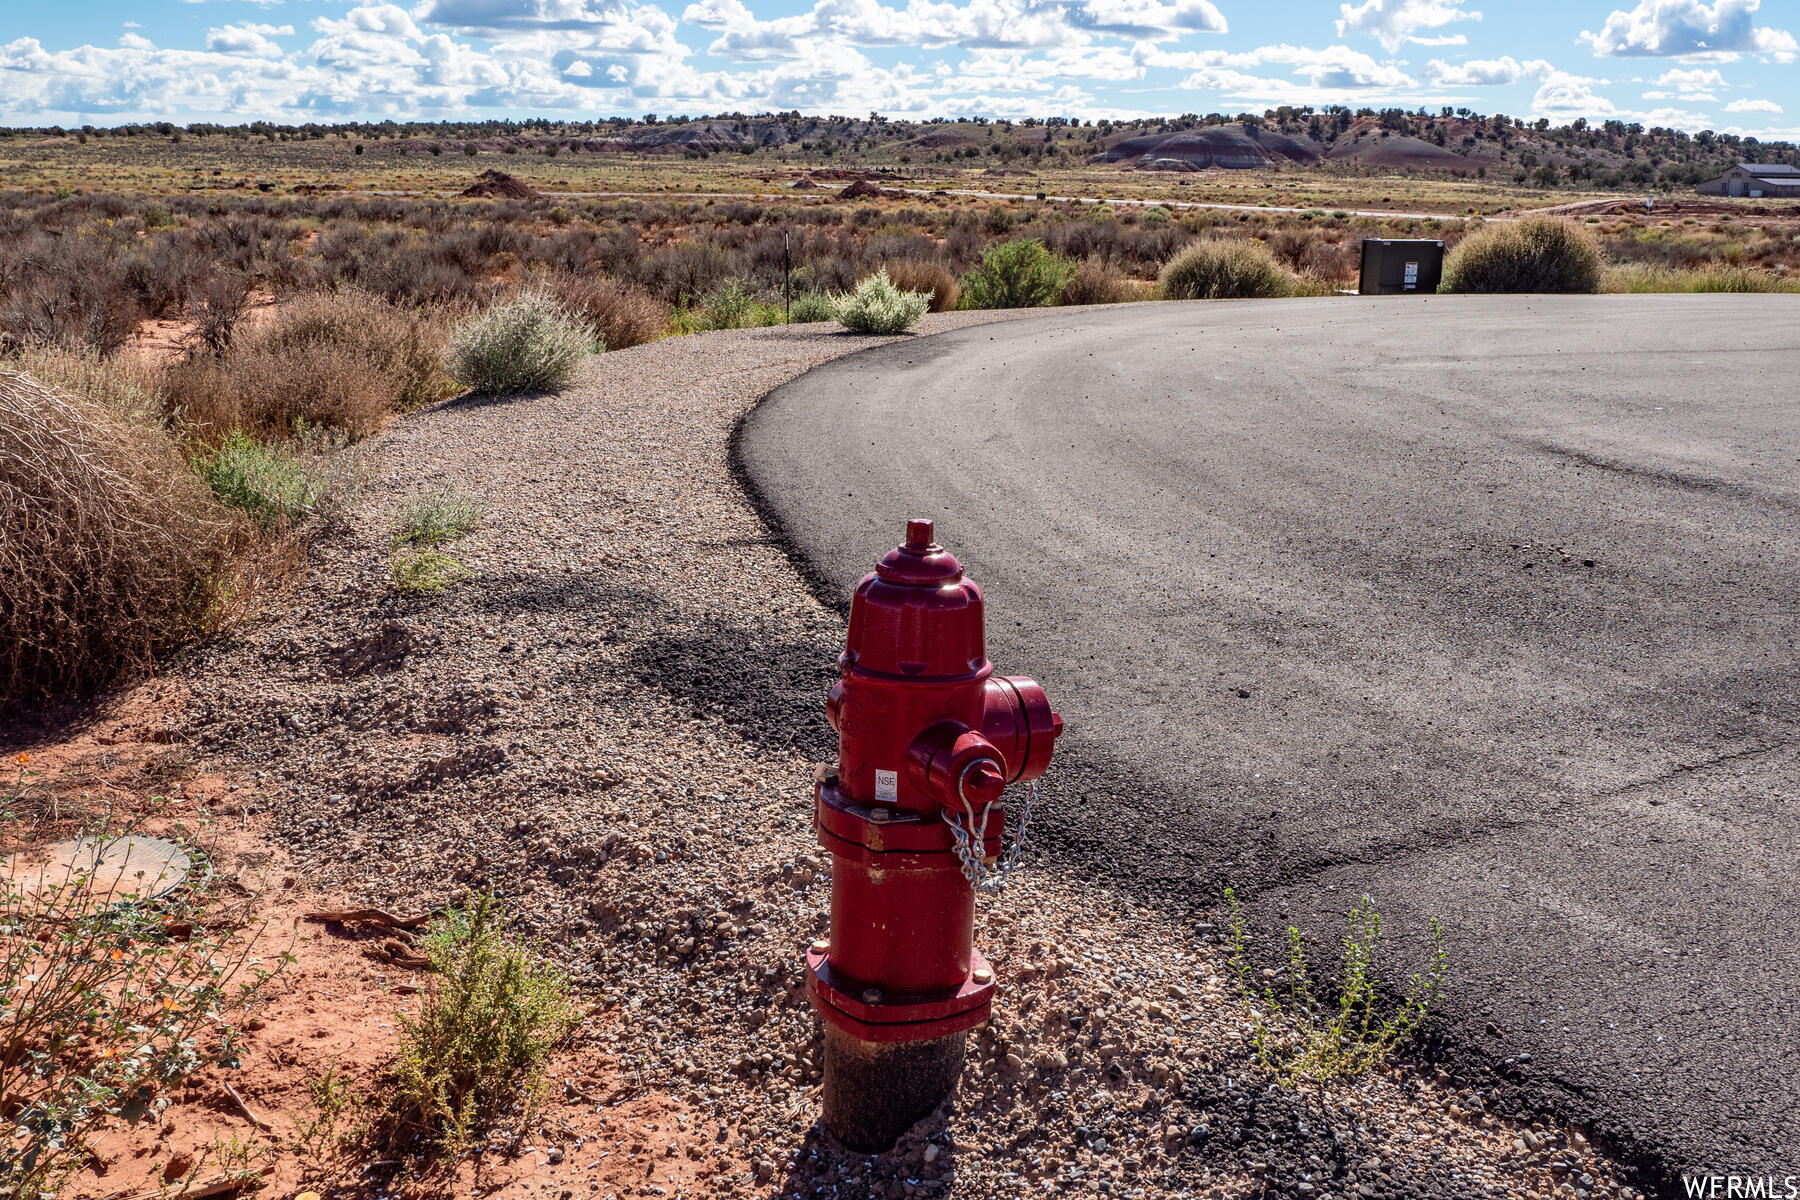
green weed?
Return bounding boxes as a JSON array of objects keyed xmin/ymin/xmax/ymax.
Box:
[
  {"xmin": 1223, "ymin": 888, "xmax": 1447, "ymax": 1082},
  {"xmin": 198, "ymin": 430, "xmax": 323, "ymax": 526},
  {"xmin": 390, "ymin": 549, "xmax": 469, "ymax": 594},
  {"xmin": 388, "ymin": 895, "xmax": 579, "ymax": 1155}
]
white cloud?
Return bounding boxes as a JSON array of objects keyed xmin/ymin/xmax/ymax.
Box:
[
  {"xmin": 1581, "ymin": 0, "xmax": 1797, "ymax": 60},
  {"xmin": 1153, "ymin": 41, "xmax": 1419, "ymax": 103},
  {"xmin": 1424, "ymin": 54, "xmax": 1551, "ymax": 85},
  {"xmin": 1725, "ymin": 96, "xmax": 1780, "ymax": 111},
  {"xmin": 206, "ymin": 22, "xmax": 296, "ymax": 58},
  {"xmin": 1335, "ymin": 0, "xmax": 1480, "ymax": 53},
  {"xmin": 1531, "ymin": 69, "xmax": 1620, "ymax": 118}
]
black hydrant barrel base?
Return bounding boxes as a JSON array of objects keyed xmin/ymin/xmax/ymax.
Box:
[{"xmin": 822, "ymin": 1025, "xmax": 966, "ymax": 1153}]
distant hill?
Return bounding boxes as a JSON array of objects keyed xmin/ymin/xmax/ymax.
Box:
[
  {"xmin": 1093, "ymin": 125, "xmax": 1322, "ymax": 170},
  {"xmin": 9, "ymin": 107, "xmax": 1796, "ymax": 193}
]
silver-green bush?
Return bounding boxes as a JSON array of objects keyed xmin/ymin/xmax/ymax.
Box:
[
  {"xmin": 787, "ymin": 292, "xmax": 838, "ymax": 323},
  {"xmin": 446, "ymin": 290, "xmax": 598, "ymax": 396},
  {"xmin": 832, "ymin": 270, "xmax": 930, "ymax": 334}
]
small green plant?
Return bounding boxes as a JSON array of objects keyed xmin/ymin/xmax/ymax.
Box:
[
  {"xmin": 0, "ymin": 828, "xmax": 285, "ymax": 1198},
  {"xmin": 1158, "ymin": 240, "xmax": 1298, "ymax": 300},
  {"xmin": 141, "ymin": 200, "xmax": 177, "ymax": 229},
  {"xmin": 833, "ymin": 269, "xmax": 931, "ymax": 334},
  {"xmin": 393, "ymin": 486, "xmax": 482, "ymax": 547},
  {"xmin": 199, "ymin": 430, "xmax": 322, "ymax": 526},
  {"xmin": 787, "ymin": 292, "xmax": 837, "ymax": 323},
  {"xmin": 958, "ymin": 238, "xmax": 1075, "ymax": 309},
  {"xmin": 1223, "ymin": 888, "xmax": 1446, "ymax": 1082},
  {"xmin": 390, "ymin": 549, "xmax": 469, "ymax": 594},
  {"xmin": 446, "ymin": 290, "xmax": 598, "ymax": 396},
  {"xmin": 388, "ymin": 895, "xmax": 579, "ymax": 1155},
  {"xmin": 293, "ymin": 1067, "xmax": 355, "ymax": 1159}
]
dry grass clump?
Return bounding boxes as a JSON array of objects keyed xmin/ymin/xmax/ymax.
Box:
[
  {"xmin": 11, "ymin": 344, "xmax": 164, "ymax": 427},
  {"xmin": 879, "ymin": 259, "xmax": 961, "ymax": 312},
  {"xmin": 162, "ymin": 343, "xmax": 400, "ymax": 448},
  {"xmin": 253, "ymin": 289, "xmax": 451, "ymax": 409},
  {"xmin": 1158, "ymin": 239, "xmax": 1299, "ymax": 300},
  {"xmin": 1059, "ymin": 258, "xmax": 1138, "ymax": 306},
  {"xmin": 1440, "ymin": 218, "xmax": 1603, "ymax": 294},
  {"xmin": 0, "ymin": 369, "xmax": 238, "ymax": 709},
  {"xmin": 1601, "ymin": 263, "xmax": 1800, "ymax": 293},
  {"xmin": 549, "ymin": 275, "xmax": 671, "ymax": 350}
]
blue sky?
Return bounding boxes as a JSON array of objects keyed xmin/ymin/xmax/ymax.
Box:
[{"xmin": 1, "ymin": 0, "xmax": 1794, "ymax": 137}]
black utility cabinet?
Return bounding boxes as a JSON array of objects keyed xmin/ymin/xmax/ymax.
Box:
[{"xmin": 1359, "ymin": 239, "xmax": 1444, "ymax": 295}]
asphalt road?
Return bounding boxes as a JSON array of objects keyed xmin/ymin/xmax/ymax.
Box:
[{"xmin": 736, "ymin": 295, "xmax": 1800, "ymax": 1190}]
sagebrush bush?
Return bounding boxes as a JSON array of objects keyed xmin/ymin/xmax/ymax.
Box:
[
  {"xmin": 880, "ymin": 259, "xmax": 960, "ymax": 312},
  {"xmin": 549, "ymin": 275, "xmax": 670, "ymax": 349},
  {"xmin": 1441, "ymin": 218, "xmax": 1603, "ymax": 294},
  {"xmin": 833, "ymin": 270, "xmax": 930, "ymax": 334},
  {"xmin": 787, "ymin": 292, "xmax": 837, "ymax": 323},
  {"xmin": 447, "ymin": 290, "xmax": 597, "ymax": 395},
  {"xmin": 1059, "ymin": 258, "xmax": 1138, "ymax": 306},
  {"xmin": 252, "ymin": 289, "xmax": 450, "ymax": 409},
  {"xmin": 394, "ymin": 486, "xmax": 482, "ymax": 546},
  {"xmin": 959, "ymin": 238, "xmax": 1076, "ymax": 309},
  {"xmin": 390, "ymin": 896, "xmax": 578, "ymax": 1152},
  {"xmin": 1158, "ymin": 239, "xmax": 1298, "ymax": 300},
  {"xmin": 0, "ymin": 369, "xmax": 238, "ymax": 709},
  {"xmin": 163, "ymin": 342, "xmax": 400, "ymax": 446}
]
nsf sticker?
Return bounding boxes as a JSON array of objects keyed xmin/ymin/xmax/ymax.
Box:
[{"xmin": 875, "ymin": 769, "xmax": 898, "ymax": 803}]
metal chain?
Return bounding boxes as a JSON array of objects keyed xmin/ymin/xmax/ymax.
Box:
[{"xmin": 946, "ymin": 776, "xmax": 1041, "ymax": 892}]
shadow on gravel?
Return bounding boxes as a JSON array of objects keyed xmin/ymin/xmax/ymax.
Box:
[
  {"xmin": 475, "ymin": 568, "xmax": 663, "ymax": 617},
  {"xmin": 626, "ymin": 618, "xmax": 837, "ymax": 759}
]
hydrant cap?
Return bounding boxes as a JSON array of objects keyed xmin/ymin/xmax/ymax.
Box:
[{"xmin": 875, "ymin": 519, "xmax": 964, "ymax": 587}]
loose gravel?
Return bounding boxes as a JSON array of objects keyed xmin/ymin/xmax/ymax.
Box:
[{"xmin": 179, "ymin": 314, "xmax": 1644, "ymax": 1200}]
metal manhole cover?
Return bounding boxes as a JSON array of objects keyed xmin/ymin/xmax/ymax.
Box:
[{"xmin": 5, "ymin": 835, "xmax": 201, "ymax": 904}]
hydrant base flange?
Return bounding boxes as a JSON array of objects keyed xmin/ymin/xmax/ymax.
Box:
[
  {"xmin": 821, "ymin": 1023, "xmax": 967, "ymax": 1154},
  {"xmin": 805, "ymin": 945, "xmax": 995, "ymax": 1043}
]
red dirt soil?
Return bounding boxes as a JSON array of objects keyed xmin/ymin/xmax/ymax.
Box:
[{"xmin": 6, "ymin": 691, "xmax": 753, "ymax": 1200}]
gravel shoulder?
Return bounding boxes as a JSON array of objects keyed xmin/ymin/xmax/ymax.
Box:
[{"xmin": 176, "ymin": 312, "xmax": 1642, "ymax": 1200}]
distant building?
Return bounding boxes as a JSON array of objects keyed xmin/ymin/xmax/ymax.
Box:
[{"xmin": 1696, "ymin": 163, "xmax": 1800, "ymax": 198}]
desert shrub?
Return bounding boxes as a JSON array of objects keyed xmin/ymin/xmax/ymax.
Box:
[
  {"xmin": 0, "ymin": 369, "xmax": 238, "ymax": 708},
  {"xmin": 0, "ymin": 822, "xmax": 283, "ymax": 1197},
  {"xmin": 959, "ymin": 238, "xmax": 1075, "ymax": 309},
  {"xmin": 252, "ymin": 290, "xmax": 450, "ymax": 409},
  {"xmin": 394, "ymin": 486, "xmax": 482, "ymax": 546},
  {"xmin": 1440, "ymin": 218, "xmax": 1603, "ymax": 294},
  {"xmin": 787, "ymin": 292, "xmax": 837, "ymax": 323},
  {"xmin": 184, "ymin": 272, "xmax": 256, "ymax": 356},
  {"xmin": 198, "ymin": 431, "xmax": 325, "ymax": 526},
  {"xmin": 389, "ymin": 896, "xmax": 578, "ymax": 1152},
  {"xmin": 879, "ymin": 259, "xmax": 960, "ymax": 311},
  {"xmin": 548, "ymin": 275, "xmax": 669, "ymax": 349},
  {"xmin": 162, "ymin": 342, "xmax": 399, "ymax": 446},
  {"xmin": 446, "ymin": 290, "xmax": 597, "ymax": 395},
  {"xmin": 12, "ymin": 344, "xmax": 164, "ymax": 427},
  {"xmin": 1158, "ymin": 239, "xmax": 1298, "ymax": 300},
  {"xmin": 698, "ymin": 279, "xmax": 762, "ymax": 330},
  {"xmin": 1059, "ymin": 258, "xmax": 1136, "ymax": 306},
  {"xmin": 833, "ymin": 269, "xmax": 930, "ymax": 334}
]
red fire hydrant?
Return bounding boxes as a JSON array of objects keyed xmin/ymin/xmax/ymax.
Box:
[{"xmin": 803, "ymin": 518, "xmax": 1061, "ymax": 1151}]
